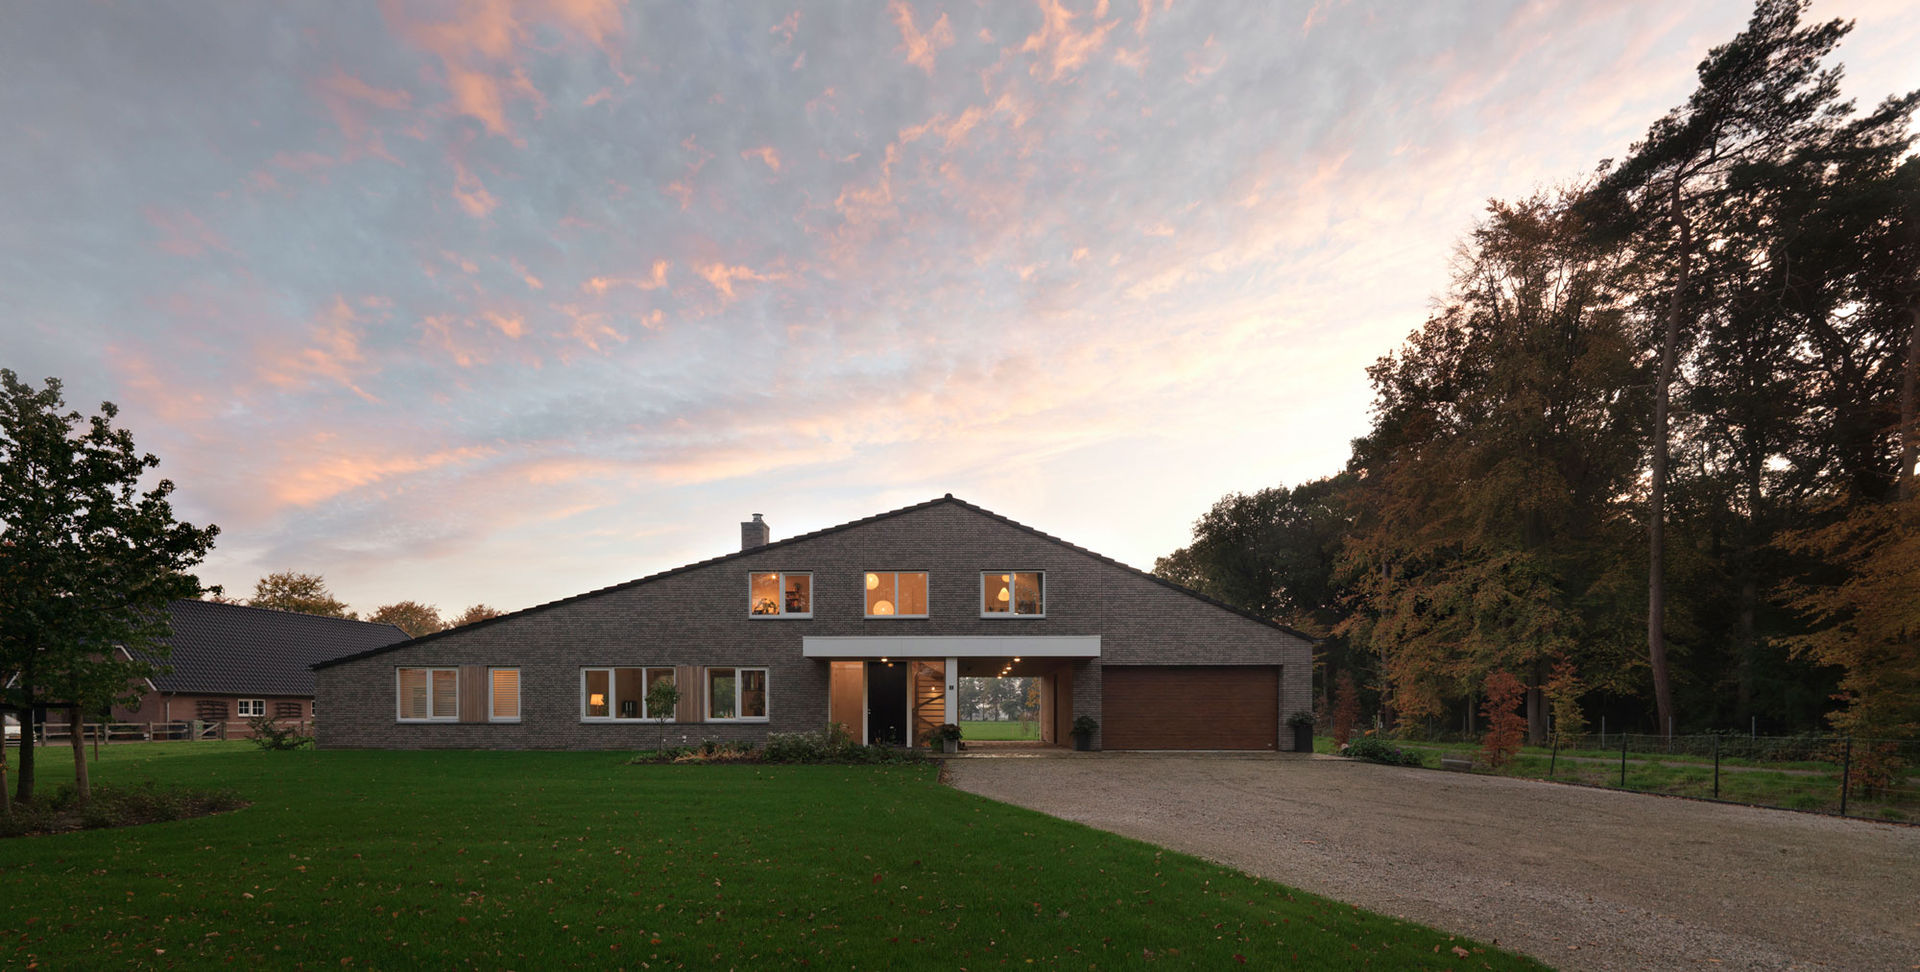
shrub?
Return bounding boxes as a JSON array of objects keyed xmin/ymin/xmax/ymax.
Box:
[
  {"xmin": 2, "ymin": 781, "xmax": 246, "ymax": 838},
  {"xmin": 247, "ymin": 715, "xmax": 311, "ymax": 751},
  {"xmin": 1344, "ymin": 736, "xmax": 1422, "ymax": 767},
  {"xmin": 1072, "ymin": 716, "xmax": 1099, "ymax": 737},
  {"xmin": 1479, "ymin": 671, "xmax": 1527, "ymax": 768},
  {"xmin": 1284, "ymin": 710, "xmax": 1315, "ymax": 729},
  {"xmin": 1544, "ymin": 660, "xmax": 1587, "ymax": 750}
]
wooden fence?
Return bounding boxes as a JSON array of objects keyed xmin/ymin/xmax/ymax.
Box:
[{"xmin": 12, "ymin": 719, "xmax": 315, "ymax": 744}]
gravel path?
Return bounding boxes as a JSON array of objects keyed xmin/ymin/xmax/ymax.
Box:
[{"xmin": 946, "ymin": 754, "xmax": 1920, "ymax": 971}]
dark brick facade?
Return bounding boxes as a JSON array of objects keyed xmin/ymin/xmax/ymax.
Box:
[{"xmin": 314, "ymin": 499, "xmax": 1314, "ymax": 750}]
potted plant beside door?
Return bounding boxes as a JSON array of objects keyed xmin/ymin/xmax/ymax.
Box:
[
  {"xmin": 925, "ymin": 723, "xmax": 963, "ymax": 754},
  {"xmin": 1285, "ymin": 711, "xmax": 1315, "ymax": 753},
  {"xmin": 1071, "ymin": 716, "xmax": 1098, "ymax": 751}
]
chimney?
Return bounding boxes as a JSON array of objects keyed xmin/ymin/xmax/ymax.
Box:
[{"xmin": 741, "ymin": 513, "xmax": 770, "ymax": 550}]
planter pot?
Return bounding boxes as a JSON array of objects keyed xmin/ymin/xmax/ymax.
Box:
[
  {"xmin": 942, "ymin": 738, "xmax": 959, "ymax": 754},
  {"xmin": 1072, "ymin": 732, "xmax": 1092, "ymax": 752},
  {"xmin": 1292, "ymin": 724, "xmax": 1314, "ymax": 753}
]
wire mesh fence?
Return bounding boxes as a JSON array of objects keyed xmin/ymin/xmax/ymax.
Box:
[{"xmin": 1513, "ymin": 733, "xmax": 1920, "ymax": 821}]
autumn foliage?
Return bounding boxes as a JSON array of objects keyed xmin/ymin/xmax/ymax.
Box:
[{"xmin": 1479, "ymin": 671, "xmax": 1528, "ymax": 767}]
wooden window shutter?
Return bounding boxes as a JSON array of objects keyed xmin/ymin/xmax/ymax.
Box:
[
  {"xmin": 675, "ymin": 666, "xmax": 700, "ymax": 723},
  {"xmin": 458, "ymin": 666, "xmax": 488, "ymax": 723}
]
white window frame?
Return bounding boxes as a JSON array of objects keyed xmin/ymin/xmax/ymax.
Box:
[
  {"xmin": 863, "ymin": 570, "xmax": 930, "ymax": 619},
  {"xmin": 395, "ymin": 667, "xmax": 458, "ymax": 722},
  {"xmin": 705, "ymin": 666, "xmax": 771, "ymax": 723},
  {"xmin": 579, "ymin": 667, "xmax": 679, "ymax": 723},
  {"xmin": 980, "ymin": 570, "xmax": 1046, "ymax": 618},
  {"xmin": 236, "ymin": 699, "xmax": 265, "ymax": 718},
  {"xmin": 747, "ymin": 571, "xmax": 813, "ymax": 618},
  {"xmin": 489, "ymin": 667, "xmax": 522, "ymax": 723}
]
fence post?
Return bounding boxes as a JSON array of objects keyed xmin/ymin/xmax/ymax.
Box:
[
  {"xmin": 1549, "ymin": 736, "xmax": 1558, "ymax": 778},
  {"xmin": 1713, "ymin": 734, "xmax": 1720, "ymax": 800},
  {"xmin": 92, "ymin": 724, "xmax": 99, "ymax": 762},
  {"xmin": 1840, "ymin": 736, "xmax": 1852, "ymax": 817},
  {"xmin": 1600, "ymin": 716, "xmax": 1605, "ymax": 749},
  {"xmin": 1620, "ymin": 733, "xmax": 1629, "ymax": 788}
]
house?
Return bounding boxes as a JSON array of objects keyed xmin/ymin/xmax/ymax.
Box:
[
  {"xmin": 110, "ymin": 599, "xmax": 410, "ymax": 732},
  {"xmin": 313, "ymin": 496, "xmax": 1315, "ymax": 751}
]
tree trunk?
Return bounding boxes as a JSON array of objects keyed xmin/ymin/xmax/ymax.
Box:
[
  {"xmin": 1901, "ymin": 300, "xmax": 1920, "ymax": 502},
  {"xmin": 1525, "ymin": 660, "xmax": 1548, "ymax": 746},
  {"xmin": 1647, "ymin": 184, "xmax": 1690, "ymax": 740},
  {"xmin": 69, "ymin": 704, "xmax": 90, "ymax": 805},
  {"xmin": 15, "ymin": 663, "xmax": 36, "ymax": 804},
  {"xmin": 0, "ymin": 716, "xmax": 11, "ymax": 821}
]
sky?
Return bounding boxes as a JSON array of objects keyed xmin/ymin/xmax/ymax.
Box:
[{"xmin": 3, "ymin": 1, "xmax": 1917, "ymax": 618}]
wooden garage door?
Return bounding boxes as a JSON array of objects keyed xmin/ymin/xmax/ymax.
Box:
[{"xmin": 1102, "ymin": 666, "xmax": 1279, "ymax": 750}]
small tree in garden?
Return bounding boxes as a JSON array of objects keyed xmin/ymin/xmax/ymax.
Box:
[
  {"xmin": 1331, "ymin": 671, "xmax": 1361, "ymax": 745},
  {"xmin": 1544, "ymin": 660, "xmax": 1587, "ymax": 749},
  {"xmin": 1480, "ymin": 671, "xmax": 1528, "ymax": 767},
  {"xmin": 646, "ymin": 679, "xmax": 681, "ymax": 752}
]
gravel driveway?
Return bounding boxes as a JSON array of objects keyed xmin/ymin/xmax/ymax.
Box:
[{"xmin": 946, "ymin": 754, "xmax": 1920, "ymax": 971}]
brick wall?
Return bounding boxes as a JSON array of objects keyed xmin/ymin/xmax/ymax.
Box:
[{"xmin": 316, "ymin": 501, "xmax": 1313, "ymax": 750}]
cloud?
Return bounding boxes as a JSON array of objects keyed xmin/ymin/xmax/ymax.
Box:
[
  {"xmin": 890, "ymin": 1, "xmax": 954, "ymax": 75},
  {"xmin": 451, "ymin": 160, "xmax": 498, "ymax": 217},
  {"xmin": 1017, "ymin": 0, "xmax": 1117, "ymax": 81},
  {"xmin": 741, "ymin": 146, "xmax": 782, "ymax": 171},
  {"xmin": 697, "ymin": 262, "xmax": 787, "ymax": 302},
  {"xmin": 143, "ymin": 206, "xmax": 232, "ymax": 258},
  {"xmin": 258, "ymin": 297, "xmax": 379, "ymax": 400},
  {"xmin": 585, "ymin": 259, "xmax": 669, "ymax": 294}
]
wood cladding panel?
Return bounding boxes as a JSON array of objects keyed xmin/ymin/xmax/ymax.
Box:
[
  {"xmin": 1101, "ymin": 666, "xmax": 1277, "ymax": 750},
  {"xmin": 458, "ymin": 666, "xmax": 488, "ymax": 723}
]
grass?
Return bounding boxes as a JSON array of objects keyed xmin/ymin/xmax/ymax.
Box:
[
  {"xmin": 1312, "ymin": 735, "xmax": 1915, "ymax": 819},
  {"xmin": 0, "ymin": 742, "xmax": 1542, "ymax": 970},
  {"xmin": 959, "ymin": 719, "xmax": 1041, "ymax": 741}
]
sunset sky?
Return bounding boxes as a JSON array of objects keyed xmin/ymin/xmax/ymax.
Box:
[{"xmin": 4, "ymin": 1, "xmax": 1917, "ymax": 618}]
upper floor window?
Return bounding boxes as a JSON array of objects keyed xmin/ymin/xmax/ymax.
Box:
[
  {"xmin": 749, "ymin": 571, "xmax": 812, "ymax": 617},
  {"xmin": 865, "ymin": 571, "xmax": 929, "ymax": 617},
  {"xmin": 397, "ymin": 667, "xmax": 458, "ymax": 721},
  {"xmin": 982, "ymin": 571, "xmax": 1045, "ymax": 616}
]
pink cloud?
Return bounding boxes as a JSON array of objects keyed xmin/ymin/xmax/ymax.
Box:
[
  {"xmin": 272, "ymin": 442, "xmax": 496, "ymax": 507},
  {"xmin": 1018, "ymin": 0, "xmax": 1116, "ymax": 81},
  {"xmin": 312, "ymin": 70, "xmax": 411, "ymax": 160},
  {"xmin": 771, "ymin": 10, "xmax": 800, "ymax": 46},
  {"xmin": 258, "ymin": 296, "xmax": 379, "ymax": 400},
  {"xmin": 584, "ymin": 259, "xmax": 669, "ymax": 294},
  {"xmin": 889, "ymin": 0, "xmax": 954, "ymax": 75},
  {"xmin": 143, "ymin": 206, "xmax": 232, "ymax": 258},
  {"xmin": 697, "ymin": 262, "xmax": 787, "ymax": 302},
  {"xmin": 451, "ymin": 160, "xmax": 497, "ymax": 217},
  {"xmin": 742, "ymin": 146, "xmax": 782, "ymax": 171}
]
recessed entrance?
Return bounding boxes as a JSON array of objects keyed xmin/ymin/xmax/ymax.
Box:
[{"xmin": 865, "ymin": 661, "xmax": 909, "ymax": 746}]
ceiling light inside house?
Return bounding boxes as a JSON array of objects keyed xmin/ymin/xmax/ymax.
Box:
[
  {"xmin": 866, "ymin": 573, "xmax": 880, "ymax": 590},
  {"xmin": 872, "ymin": 600, "xmax": 893, "ymax": 615},
  {"xmin": 998, "ymin": 589, "xmax": 1010, "ymax": 602}
]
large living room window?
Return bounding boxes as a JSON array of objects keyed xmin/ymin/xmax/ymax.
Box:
[
  {"xmin": 749, "ymin": 572, "xmax": 811, "ymax": 617},
  {"xmin": 707, "ymin": 667, "xmax": 768, "ymax": 721},
  {"xmin": 982, "ymin": 571, "xmax": 1045, "ymax": 616},
  {"xmin": 581, "ymin": 667, "xmax": 677, "ymax": 721},
  {"xmin": 397, "ymin": 667, "xmax": 458, "ymax": 721},
  {"xmin": 865, "ymin": 571, "xmax": 928, "ymax": 617}
]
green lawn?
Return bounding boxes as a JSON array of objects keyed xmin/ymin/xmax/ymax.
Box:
[
  {"xmin": 959, "ymin": 719, "xmax": 1041, "ymax": 741},
  {"xmin": 0, "ymin": 743, "xmax": 1539, "ymax": 969}
]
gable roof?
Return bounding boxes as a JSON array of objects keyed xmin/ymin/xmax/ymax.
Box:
[
  {"xmin": 143, "ymin": 599, "xmax": 411, "ymax": 696},
  {"xmin": 313, "ymin": 495, "xmax": 1315, "ymax": 670}
]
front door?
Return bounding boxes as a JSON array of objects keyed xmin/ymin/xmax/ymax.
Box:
[{"xmin": 866, "ymin": 661, "xmax": 908, "ymax": 746}]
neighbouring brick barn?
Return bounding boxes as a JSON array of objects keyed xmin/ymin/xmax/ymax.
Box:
[
  {"xmin": 314, "ymin": 496, "xmax": 1315, "ymax": 751},
  {"xmin": 110, "ymin": 599, "xmax": 410, "ymax": 735}
]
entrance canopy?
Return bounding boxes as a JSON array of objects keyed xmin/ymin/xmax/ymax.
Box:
[{"xmin": 801, "ymin": 635, "xmax": 1100, "ymax": 659}]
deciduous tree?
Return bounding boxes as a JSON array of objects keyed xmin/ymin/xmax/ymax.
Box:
[
  {"xmin": 368, "ymin": 601, "xmax": 444, "ymax": 638},
  {"xmin": 249, "ymin": 571, "xmax": 354, "ymax": 618},
  {"xmin": 0, "ymin": 371, "xmax": 218, "ymax": 804}
]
